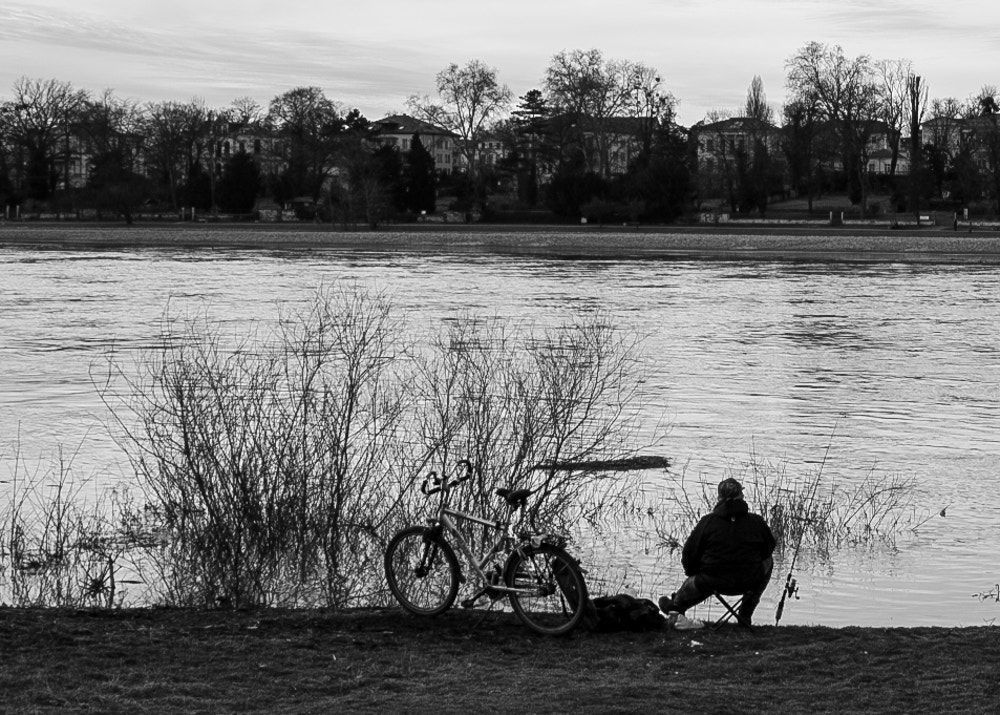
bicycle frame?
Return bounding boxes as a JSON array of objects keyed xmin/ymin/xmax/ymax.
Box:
[
  {"xmin": 386, "ymin": 460, "xmax": 589, "ymax": 634},
  {"xmin": 423, "ymin": 467, "xmax": 540, "ymax": 597}
]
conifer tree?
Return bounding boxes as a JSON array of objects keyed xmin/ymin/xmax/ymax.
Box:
[{"xmin": 405, "ymin": 132, "xmax": 436, "ymax": 213}]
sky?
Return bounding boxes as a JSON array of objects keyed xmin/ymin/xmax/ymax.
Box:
[{"xmin": 2, "ymin": 0, "xmax": 999, "ymax": 127}]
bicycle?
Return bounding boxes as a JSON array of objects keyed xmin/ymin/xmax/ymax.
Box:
[{"xmin": 384, "ymin": 459, "xmax": 590, "ymax": 636}]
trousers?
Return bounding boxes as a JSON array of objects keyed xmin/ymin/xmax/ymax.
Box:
[{"xmin": 671, "ymin": 556, "xmax": 774, "ymax": 618}]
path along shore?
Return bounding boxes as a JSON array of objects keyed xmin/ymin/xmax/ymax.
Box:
[{"xmin": 4, "ymin": 221, "xmax": 1000, "ymax": 263}]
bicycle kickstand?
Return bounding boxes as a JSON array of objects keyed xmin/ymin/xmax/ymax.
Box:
[
  {"xmin": 460, "ymin": 588, "xmax": 505, "ymax": 630},
  {"xmin": 460, "ymin": 584, "xmax": 501, "ymax": 610}
]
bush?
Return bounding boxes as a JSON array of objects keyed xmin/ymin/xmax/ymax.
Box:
[{"xmin": 97, "ymin": 286, "xmax": 661, "ymax": 608}]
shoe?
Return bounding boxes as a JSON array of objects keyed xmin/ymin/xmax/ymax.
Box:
[
  {"xmin": 673, "ymin": 613, "xmax": 704, "ymax": 631},
  {"xmin": 658, "ymin": 595, "xmax": 677, "ymax": 614}
]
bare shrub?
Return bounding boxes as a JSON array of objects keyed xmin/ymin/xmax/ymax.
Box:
[
  {"xmin": 100, "ymin": 285, "xmax": 413, "ymax": 608},
  {"xmin": 96, "ymin": 285, "xmax": 664, "ymax": 609},
  {"xmin": 408, "ymin": 313, "xmax": 665, "ymax": 557}
]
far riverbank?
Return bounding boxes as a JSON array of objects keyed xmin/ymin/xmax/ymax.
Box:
[{"xmin": 4, "ymin": 221, "xmax": 1000, "ymax": 263}]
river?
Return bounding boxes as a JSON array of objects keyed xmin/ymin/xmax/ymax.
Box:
[{"xmin": 2, "ymin": 237, "xmax": 998, "ymax": 627}]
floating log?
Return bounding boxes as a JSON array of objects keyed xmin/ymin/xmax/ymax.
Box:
[{"xmin": 530, "ymin": 455, "xmax": 670, "ymax": 472}]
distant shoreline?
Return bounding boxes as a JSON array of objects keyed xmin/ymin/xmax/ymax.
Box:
[{"xmin": 4, "ymin": 221, "xmax": 1000, "ymax": 263}]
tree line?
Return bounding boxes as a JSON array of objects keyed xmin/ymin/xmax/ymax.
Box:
[{"xmin": 3, "ymin": 42, "xmax": 1000, "ymax": 224}]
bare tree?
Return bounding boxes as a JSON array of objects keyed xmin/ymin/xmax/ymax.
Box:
[
  {"xmin": 267, "ymin": 87, "xmax": 347, "ymax": 203},
  {"xmin": 142, "ymin": 101, "xmax": 200, "ymax": 210},
  {"xmin": 696, "ymin": 109, "xmax": 740, "ymax": 212},
  {"xmin": 78, "ymin": 89, "xmax": 148, "ymax": 222},
  {"xmin": 782, "ymin": 96, "xmax": 824, "ymax": 211},
  {"xmin": 875, "ymin": 59, "xmax": 913, "ymax": 179},
  {"xmin": 745, "ymin": 75, "xmax": 774, "ymax": 124},
  {"xmin": 407, "ymin": 60, "xmax": 512, "ymax": 192},
  {"xmin": 619, "ymin": 61, "xmax": 676, "ymax": 156},
  {"xmin": 786, "ymin": 42, "xmax": 882, "ymax": 213},
  {"xmin": 923, "ymin": 97, "xmax": 963, "ymax": 198},
  {"xmin": 973, "ymin": 85, "xmax": 1000, "ymax": 213},
  {"xmin": 926, "ymin": 97, "xmax": 963, "ymax": 149},
  {"xmin": 230, "ymin": 96, "xmax": 264, "ymax": 127},
  {"xmin": 906, "ymin": 74, "xmax": 929, "ymax": 217},
  {"xmin": 742, "ymin": 76, "xmax": 778, "ymax": 214},
  {"xmin": 5, "ymin": 77, "xmax": 88, "ymax": 202},
  {"xmin": 544, "ymin": 49, "xmax": 663, "ymax": 179}
]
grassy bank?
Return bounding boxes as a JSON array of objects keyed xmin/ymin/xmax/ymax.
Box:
[{"xmin": 1, "ymin": 607, "xmax": 995, "ymax": 714}]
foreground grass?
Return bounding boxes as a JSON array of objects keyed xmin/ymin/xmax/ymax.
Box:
[{"xmin": 2, "ymin": 608, "xmax": 996, "ymax": 714}]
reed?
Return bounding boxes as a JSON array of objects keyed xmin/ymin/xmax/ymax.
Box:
[
  {"xmin": 0, "ymin": 440, "xmax": 151, "ymax": 607},
  {"xmin": 648, "ymin": 446, "xmax": 920, "ymax": 554}
]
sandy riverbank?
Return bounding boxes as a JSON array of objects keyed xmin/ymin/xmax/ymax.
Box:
[{"xmin": 4, "ymin": 221, "xmax": 1000, "ymax": 262}]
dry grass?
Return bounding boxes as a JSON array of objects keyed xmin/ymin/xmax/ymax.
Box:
[{"xmin": 1, "ymin": 607, "xmax": 996, "ymax": 714}]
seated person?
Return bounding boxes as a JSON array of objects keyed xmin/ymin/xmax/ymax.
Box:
[{"xmin": 659, "ymin": 477, "xmax": 775, "ymax": 626}]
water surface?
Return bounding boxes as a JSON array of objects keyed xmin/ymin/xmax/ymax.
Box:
[{"xmin": 2, "ymin": 242, "xmax": 998, "ymax": 626}]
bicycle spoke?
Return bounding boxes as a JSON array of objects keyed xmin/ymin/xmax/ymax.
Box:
[
  {"xmin": 506, "ymin": 543, "xmax": 588, "ymax": 635},
  {"xmin": 385, "ymin": 527, "xmax": 459, "ymax": 616}
]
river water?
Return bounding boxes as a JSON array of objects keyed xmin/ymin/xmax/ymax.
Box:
[{"xmin": 2, "ymin": 238, "xmax": 998, "ymax": 627}]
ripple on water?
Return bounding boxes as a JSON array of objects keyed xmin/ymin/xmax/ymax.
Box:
[{"xmin": 1, "ymin": 245, "xmax": 999, "ymax": 624}]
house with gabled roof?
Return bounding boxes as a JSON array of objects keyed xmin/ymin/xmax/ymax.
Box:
[
  {"xmin": 690, "ymin": 116, "xmax": 782, "ymax": 171},
  {"xmin": 373, "ymin": 114, "xmax": 460, "ymax": 174}
]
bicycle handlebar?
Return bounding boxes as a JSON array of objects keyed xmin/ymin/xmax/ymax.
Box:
[{"xmin": 420, "ymin": 460, "xmax": 475, "ymax": 496}]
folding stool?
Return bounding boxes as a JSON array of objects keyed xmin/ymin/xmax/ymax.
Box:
[{"xmin": 711, "ymin": 591, "xmax": 754, "ymax": 632}]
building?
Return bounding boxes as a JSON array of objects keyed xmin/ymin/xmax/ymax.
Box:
[
  {"xmin": 690, "ymin": 116, "xmax": 782, "ymax": 172},
  {"xmin": 373, "ymin": 114, "xmax": 459, "ymax": 174}
]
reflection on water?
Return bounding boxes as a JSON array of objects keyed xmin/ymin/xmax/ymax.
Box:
[{"xmin": 1, "ymin": 243, "xmax": 999, "ymax": 626}]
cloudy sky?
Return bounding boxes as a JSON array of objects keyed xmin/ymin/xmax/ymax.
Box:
[{"xmin": 2, "ymin": 0, "xmax": 998, "ymax": 126}]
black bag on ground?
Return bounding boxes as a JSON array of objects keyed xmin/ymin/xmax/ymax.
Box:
[{"xmin": 585, "ymin": 593, "xmax": 665, "ymax": 632}]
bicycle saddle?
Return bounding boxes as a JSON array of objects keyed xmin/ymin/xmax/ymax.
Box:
[{"xmin": 496, "ymin": 487, "xmax": 533, "ymax": 509}]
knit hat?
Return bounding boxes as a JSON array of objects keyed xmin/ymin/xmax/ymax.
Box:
[{"xmin": 717, "ymin": 478, "xmax": 744, "ymax": 501}]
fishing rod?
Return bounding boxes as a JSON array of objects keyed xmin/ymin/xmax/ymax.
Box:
[{"xmin": 775, "ymin": 421, "xmax": 838, "ymax": 626}]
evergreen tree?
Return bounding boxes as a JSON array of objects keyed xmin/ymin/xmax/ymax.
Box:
[
  {"xmin": 405, "ymin": 133, "xmax": 436, "ymax": 213},
  {"xmin": 620, "ymin": 123, "xmax": 691, "ymax": 222},
  {"xmin": 217, "ymin": 150, "xmax": 261, "ymax": 213},
  {"xmin": 183, "ymin": 161, "xmax": 213, "ymax": 211},
  {"xmin": 511, "ymin": 89, "xmax": 550, "ymax": 206}
]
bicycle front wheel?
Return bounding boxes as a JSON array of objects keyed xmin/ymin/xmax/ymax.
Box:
[
  {"xmin": 504, "ymin": 543, "xmax": 588, "ymax": 636},
  {"xmin": 385, "ymin": 526, "xmax": 460, "ymax": 616}
]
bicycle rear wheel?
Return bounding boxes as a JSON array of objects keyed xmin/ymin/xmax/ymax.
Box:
[
  {"xmin": 504, "ymin": 543, "xmax": 588, "ymax": 636},
  {"xmin": 385, "ymin": 526, "xmax": 460, "ymax": 616}
]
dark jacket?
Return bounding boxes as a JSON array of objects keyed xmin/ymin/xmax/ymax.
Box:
[{"xmin": 681, "ymin": 498, "xmax": 775, "ymax": 590}]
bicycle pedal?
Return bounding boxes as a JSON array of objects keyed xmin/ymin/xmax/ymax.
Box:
[{"xmin": 460, "ymin": 598, "xmax": 478, "ymax": 609}]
